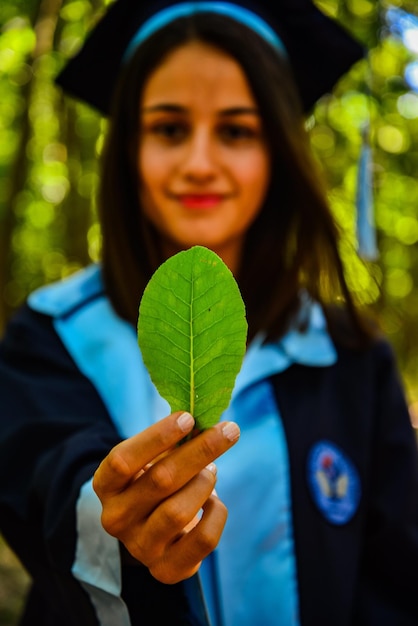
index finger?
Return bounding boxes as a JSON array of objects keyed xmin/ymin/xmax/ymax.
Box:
[
  {"xmin": 123, "ymin": 420, "xmax": 240, "ymax": 515},
  {"xmin": 94, "ymin": 411, "xmax": 195, "ymax": 495}
]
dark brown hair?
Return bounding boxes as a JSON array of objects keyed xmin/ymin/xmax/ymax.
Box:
[{"xmin": 99, "ymin": 13, "xmax": 376, "ymax": 345}]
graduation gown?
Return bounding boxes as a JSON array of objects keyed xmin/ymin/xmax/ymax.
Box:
[{"xmin": 1, "ymin": 265, "xmax": 418, "ymax": 626}]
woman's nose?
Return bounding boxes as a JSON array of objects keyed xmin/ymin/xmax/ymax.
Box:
[{"xmin": 181, "ymin": 130, "xmax": 217, "ymax": 181}]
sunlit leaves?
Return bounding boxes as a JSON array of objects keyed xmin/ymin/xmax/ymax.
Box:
[
  {"xmin": 58, "ymin": 0, "xmax": 95, "ymax": 58},
  {"xmin": 0, "ymin": 19, "xmax": 36, "ymax": 73},
  {"xmin": 0, "ymin": 0, "xmax": 105, "ymax": 323},
  {"xmin": 60, "ymin": 1, "xmax": 91, "ymax": 22},
  {"xmin": 306, "ymin": 1, "xmax": 418, "ymax": 403},
  {"xmin": 397, "ymin": 92, "xmax": 418, "ymax": 118},
  {"xmin": 346, "ymin": 0, "xmax": 376, "ymax": 19},
  {"xmin": 385, "ymin": 268, "xmax": 413, "ymax": 298},
  {"xmin": 377, "ymin": 123, "xmax": 410, "ymax": 152}
]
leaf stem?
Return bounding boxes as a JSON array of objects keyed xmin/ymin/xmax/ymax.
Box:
[{"xmin": 190, "ymin": 267, "xmax": 194, "ymax": 416}]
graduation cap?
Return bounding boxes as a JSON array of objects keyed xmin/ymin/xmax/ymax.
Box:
[{"xmin": 56, "ymin": 0, "xmax": 365, "ymax": 115}]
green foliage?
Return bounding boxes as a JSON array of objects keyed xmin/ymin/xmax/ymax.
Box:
[{"xmin": 137, "ymin": 246, "xmax": 248, "ymax": 430}]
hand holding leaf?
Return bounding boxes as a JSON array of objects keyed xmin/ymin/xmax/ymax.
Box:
[{"xmin": 137, "ymin": 246, "xmax": 247, "ymax": 431}]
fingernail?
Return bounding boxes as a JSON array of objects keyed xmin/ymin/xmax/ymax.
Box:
[
  {"xmin": 212, "ymin": 488, "xmax": 218, "ymax": 498},
  {"xmin": 177, "ymin": 412, "xmax": 194, "ymax": 432},
  {"xmin": 222, "ymin": 422, "xmax": 240, "ymax": 442},
  {"xmin": 205, "ymin": 462, "xmax": 217, "ymax": 476}
]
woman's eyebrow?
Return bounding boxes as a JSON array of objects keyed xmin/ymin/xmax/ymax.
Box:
[
  {"xmin": 141, "ymin": 104, "xmax": 260, "ymax": 115},
  {"xmin": 141, "ymin": 104, "xmax": 186, "ymax": 113},
  {"xmin": 218, "ymin": 107, "xmax": 260, "ymax": 116}
]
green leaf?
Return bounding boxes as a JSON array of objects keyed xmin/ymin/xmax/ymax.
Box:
[{"xmin": 137, "ymin": 246, "xmax": 248, "ymax": 430}]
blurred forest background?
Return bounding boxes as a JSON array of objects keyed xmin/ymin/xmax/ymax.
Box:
[{"xmin": 1, "ymin": 0, "xmax": 418, "ymax": 623}]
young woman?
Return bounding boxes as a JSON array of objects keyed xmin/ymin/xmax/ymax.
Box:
[{"xmin": 1, "ymin": 1, "xmax": 418, "ymax": 625}]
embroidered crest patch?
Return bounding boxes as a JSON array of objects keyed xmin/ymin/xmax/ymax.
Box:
[{"xmin": 307, "ymin": 440, "xmax": 361, "ymax": 525}]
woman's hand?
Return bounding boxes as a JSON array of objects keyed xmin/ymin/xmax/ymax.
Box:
[{"xmin": 93, "ymin": 411, "xmax": 240, "ymax": 584}]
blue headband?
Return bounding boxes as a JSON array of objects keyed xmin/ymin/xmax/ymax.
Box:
[{"xmin": 124, "ymin": 2, "xmax": 287, "ymax": 60}]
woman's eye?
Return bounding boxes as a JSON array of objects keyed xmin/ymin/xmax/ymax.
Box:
[
  {"xmin": 151, "ymin": 122, "xmax": 188, "ymax": 142},
  {"xmin": 218, "ymin": 124, "xmax": 258, "ymax": 142}
]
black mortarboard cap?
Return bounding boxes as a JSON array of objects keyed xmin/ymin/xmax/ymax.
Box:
[{"xmin": 56, "ymin": 0, "xmax": 365, "ymax": 114}]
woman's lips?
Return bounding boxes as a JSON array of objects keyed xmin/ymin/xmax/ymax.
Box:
[{"xmin": 177, "ymin": 194, "xmax": 225, "ymax": 209}]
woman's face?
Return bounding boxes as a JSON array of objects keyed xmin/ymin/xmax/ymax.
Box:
[{"xmin": 138, "ymin": 41, "xmax": 271, "ymax": 273}]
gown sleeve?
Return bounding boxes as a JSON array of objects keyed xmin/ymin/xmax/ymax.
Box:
[{"xmin": 0, "ymin": 304, "xmax": 209, "ymax": 626}]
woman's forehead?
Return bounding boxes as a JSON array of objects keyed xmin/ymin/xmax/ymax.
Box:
[{"xmin": 141, "ymin": 42, "xmax": 256, "ymax": 108}]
